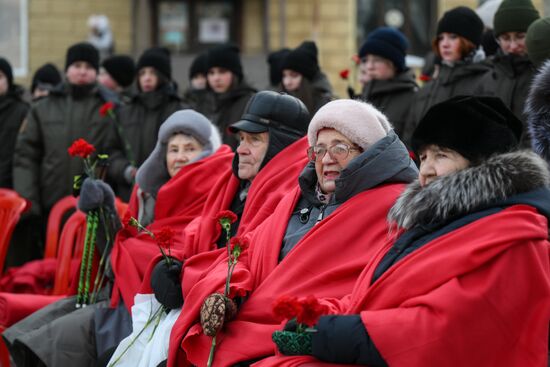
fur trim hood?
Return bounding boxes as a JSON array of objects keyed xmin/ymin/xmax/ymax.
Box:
[
  {"xmin": 526, "ymin": 59, "xmax": 550, "ymax": 165},
  {"xmin": 388, "ymin": 150, "xmax": 550, "ymax": 229}
]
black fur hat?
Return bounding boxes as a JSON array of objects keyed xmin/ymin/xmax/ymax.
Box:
[
  {"xmin": 137, "ymin": 48, "xmax": 172, "ymax": 79},
  {"xmin": 267, "ymin": 48, "xmax": 290, "ymax": 86},
  {"xmin": 65, "ymin": 42, "xmax": 99, "ymax": 70},
  {"xmin": 102, "ymin": 55, "xmax": 136, "ymax": 87},
  {"xmin": 412, "ymin": 95, "xmax": 523, "ymax": 163},
  {"xmin": 189, "ymin": 52, "xmax": 208, "ymax": 80},
  {"xmin": 206, "ymin": 44, "xmax": 243, "ymax": 79},
  {"xmin": 280, "ymin": 41, "xmax": 320, "ymax": 80},
  {"xmin": 31, "ymin": 63, "xmax": 62, "ymax": 93}
]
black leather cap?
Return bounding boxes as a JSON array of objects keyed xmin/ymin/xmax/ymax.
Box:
[{"xmin": 229, "ymin": 91, "xmax": 310, "ymax": 136}]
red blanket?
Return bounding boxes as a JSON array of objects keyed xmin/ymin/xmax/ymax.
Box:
[
  {"xmin": 256, "ymin": 205, "xmax": 550, "ymax": 367},
  {"xmin": 110, "ymin": 146, "xmax": 234, "ymax": 310},
  {"xmin": 176, "ymin": 183, "xmax": 406, "ymax": 366},
  {"xmin": 165, "ymin": 137, "xmax": 310, "ymax": 366}
]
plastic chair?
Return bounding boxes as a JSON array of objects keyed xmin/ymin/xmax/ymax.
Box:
[
  {"xmin": 0, "ymin": 195, "xmax": 29, "ymax": 274},
  {"xmin": 43, "ymin": 196, "xmax": 77, "ymax": 259}
]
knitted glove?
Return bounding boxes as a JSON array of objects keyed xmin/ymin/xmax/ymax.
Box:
[
  {"xmin": 272, "ymin": 328, "xmax": 312, "ymax": 356},
  {"xmin": 199, "ymin": 293, "xmax": 238, "ymax": 336},
  {"xmin": 150, "ymin": 258, "xmax": 184, "ymax": 310},
  {"xmin": 78, "ymin": 178, "xmax": 116, "ymax": 213}
]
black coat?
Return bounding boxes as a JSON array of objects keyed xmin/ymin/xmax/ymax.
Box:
[
  {"xmin": 476, "ymin": 52, "xmax": 535, "ymax": 147},
  {"xmin": 360, "ymin": 71, "xmax": 418, "ymax": 146},
  {"xmin": 0, "ymin": 86, "xmax": 29, "ymax": 188},
  {"xmin": 406, "ymin": 60, "xmax": 491, "ymax": 143}
]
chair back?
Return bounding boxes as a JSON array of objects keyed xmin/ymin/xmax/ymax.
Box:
[
  {"xmin": 0, "ymin": 196, "xmax": 29, "ymax": 273},
  {"xmin": 51, "ymin": 211, "xmax": 86, "ymax": 295},
  {"xmin": 44, "ymin": 196, "xmax": 77, "ymax": 259}
]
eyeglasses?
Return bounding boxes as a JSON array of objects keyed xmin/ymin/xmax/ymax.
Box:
[{"xmin": 307, "ymin": 143, "xmax": 360, "ymax": 162}]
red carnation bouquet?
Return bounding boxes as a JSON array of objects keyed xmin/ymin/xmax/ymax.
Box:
[
  {"xmin": 273, "ymin": 294, "xmax": 329, "ymax": 331},
  {"xmin": 68, "ymin": 138, "xmax": 110, "ymax": 307}
]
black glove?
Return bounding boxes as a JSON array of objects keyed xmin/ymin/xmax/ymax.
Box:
[
  {"xmin": 150, "ymin": 258, "xmax": 183, "ymax": 310},
  {"xmin": 78, "ymin": 178, "xmax": 116, "ymax": 213}
]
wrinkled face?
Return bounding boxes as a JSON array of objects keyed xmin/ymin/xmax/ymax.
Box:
[
  {"xmin": 0, "ymin": 71, "xmax": 8, "ymax": 95},
  {"xmin": 418, "ymin": 144, "xmax": 470, "ymax": 187},
  {"xmin": 98, "ymin": 68, "xmax": 120, "ymax": 91},
  {"xmin": 236, "ymin": 131, "xmax": 269, "ymax": 182},
  {"xmin": 437, "ymin": 32, "xmax": 462, "ymax": 62},
  {"xmin": 363, "ymin": 54, "xmax": 396, "ymax": 81},
  {"xmin": 166, "ymin": 134, "xmax": 204, "ymax": 178},
  {"xmin": 282, "ymin": 69, "xmax": 302, "ymax": 92},
  {"xmin": 138, "ymin": 67, "xmax": 159, "ymax": 92},
  {"xmin": 66, "ymin": 61, "xmax": 97, "ymax": 85},
  {"xmin": 497, "ymin": 31, "xmax": 527, "ymax": 56},
  {"xmin": 314, "ymin": 129, "xmax": 362, "ymax": 194},
  {"xmin": 207, "ymin": 67, "xmax": 233, "ymax": 93},
  {"xmin": 191, "ymin": 74, "xmax": 207, "ymax": 90}
]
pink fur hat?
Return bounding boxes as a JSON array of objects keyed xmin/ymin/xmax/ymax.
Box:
[{"xmin": 307, "ymin": 99, "xmax": 392, "ymax": 150}]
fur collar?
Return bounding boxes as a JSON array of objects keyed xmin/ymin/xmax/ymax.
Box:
[
  {"xmin": 526, "ymin": 59, "xmax": 550, "ymax": 165},
  {"xmin": 388, "ymin": 150, "xmax": 550, "ymax": 229}
]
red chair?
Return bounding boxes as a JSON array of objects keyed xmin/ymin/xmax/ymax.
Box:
[
  {"xmin": 0, "ymin": 195, "xmax": 29, "ymax": 274},
  {"xmin": 44, "ymin": 196, "xmax": 77, "ymax": 259}
]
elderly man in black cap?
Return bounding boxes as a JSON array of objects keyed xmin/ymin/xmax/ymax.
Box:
[{"xmin": 12, "ymin": 42, "xmax": 122, "ymax": 264}]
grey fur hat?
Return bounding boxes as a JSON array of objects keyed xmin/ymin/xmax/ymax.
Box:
[
  {"xmin": 136, "ymin": 109, "xmax": 221, "ymax": 196},
  {"xmin": 526, "ymin": 59, "xmax": 550, "ymax": 165}
]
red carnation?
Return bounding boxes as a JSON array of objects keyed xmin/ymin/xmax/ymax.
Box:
[
  {"xmin": 351, "ymin": 54, "xmax": 360, "ymax": 65},
  {"xmin": 215, "ymin": 210, "xmax": 238, "ymax": 225},
  {"xmin": 154, "ymin": 227, "xmax": 175, "ymax": 249},
  {"xmin": 297, "ymin": 295, "xmax": 328, "ymax": 326},
  {"xmin": 419, "ymin": 74, "xmax": 431, "ymax": 82},
  {"xmin": 273, "ymin": 295, "xmax": 302, "ymax": 322},
  {"xmin": 229, "ymin": 236, "xmax": 249, "ymax": 253},
  {"xmin": 99, "ymin": 101, "xmax": 115, "ymax": 117},
  {"xmin": 339, "ymin": 69, "xmax": 350, "ymax": 80},
  {"xmin": 68, "ymin": 138, "xmax": 95, "ymax": 158}
]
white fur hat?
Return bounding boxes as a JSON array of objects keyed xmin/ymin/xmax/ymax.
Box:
[{"xmin": 307, "ymin": 99, "xmax": 392, "ymax": 150}]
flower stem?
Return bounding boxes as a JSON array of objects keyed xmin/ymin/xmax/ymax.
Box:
[
  {"xmin": 108, "ymin": 303, "xmax": 165, "ymax": 367},
  {"xmin": 207, "ymin": 335, "xmax": 217, "ymax": 367},
  {"xmin": 76, "ymin": 214, "xmax": 93, "ymax": 307}
]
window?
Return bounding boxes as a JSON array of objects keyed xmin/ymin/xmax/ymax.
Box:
[{"xmin": 0, "ymin": 0, "xmax": 28, "ymax": 77}]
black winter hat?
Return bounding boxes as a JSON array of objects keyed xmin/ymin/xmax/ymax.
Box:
[
  {"xmin": 281, "ymin": 41, "xmax": 320, "ymax": 80},
  {"xmin": 102, "ymin": 55, "xmax": 136, "ymax": 88},
  {"xmin": 267, "ymin": 48, "xmax": 290, "ymax": 86},
  {"xmin": 137, "ymin": 48, "xmax": 172, "ymax": 79},
  {"xmin": 412, "ymin": 95, "xmax": 523, "ymax": 163},
  {"xmin": 229, "ymin": 91, "xmax": 310, "ymax": 136},
  {"xmin": 31, "ymin": 63, "xmax": 62, "ymax": 93},
  {"xmin": 189, "ymin": 52, "xmax": 208, "ymax": 79},
  {"xmin": 526, "ymin": 17, "xmax": 550, "ymax": 67},
  {"xmin": 0, "ymin": 58, "xmax": 13, "ymax": 89},
  {"xmin": 206, "ymin": 44, "xmax": 243, "ymax": 79},
  {"xmin": 493, "ymin": 0, "xmax": 539, "ymax": 36},
  {"xmin": 65, "ymin": 42, "xmax": 99, "ymax": 71},
  {"xmin": 436, "ymin": 6, "xmax": 484, "ymax": 47},
  {"xmin": 359, "ymin": 27, "xmax": 408, "ymax": 72}
]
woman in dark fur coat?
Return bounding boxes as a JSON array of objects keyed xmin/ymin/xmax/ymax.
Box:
[
  {"xmin": 526, "ymin": 59, "xmax": 550, "ymax": 165},
  {"xmin": 264, "ymin": 95, "xmax": 550, "ymax": 367}
]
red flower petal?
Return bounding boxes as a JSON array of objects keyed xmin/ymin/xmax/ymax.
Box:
[
  {"xmin": 297, "ymin": 295, "xmax": 328, "ymax": 326},
  {"xmin": 339, "ymin": 69, "xmax": 350, "ymax": 80},
  {"xmin": 215, "ymin": 210, "xmax": 238, "ymax": 225},
  {"xmin": 99, "ymin": 101, "xmax": 115, "ymax": 117},
  {"xmin": 272, "ymin": 295, "xmax": 302, "ymax": 322},
  {"xmin": 68, "ymin": 138, "xmax": 95, "ymax": 158}
]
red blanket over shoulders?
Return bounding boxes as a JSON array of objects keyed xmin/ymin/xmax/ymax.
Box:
[
  {"xmin": 177, "ymin": 182, "xmax": 406, "ymax": 367},
  {"xmin": 110, "ymin": 145, "xmax": 234, "ymax": 310},
  {"xmin": 165, "ymin": 137, "xmax": 310, "ymax": 366},
  {"xmin": 256, "ymin": 205, "xmax": 550, "ymax": 367}
]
